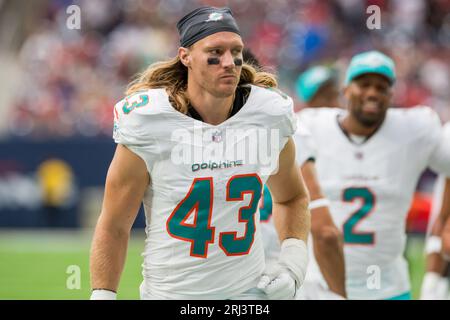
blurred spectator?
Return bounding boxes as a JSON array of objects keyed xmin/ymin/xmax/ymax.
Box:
[
  {"xmin": 3, "ymin": 0, "xmax": 449, "ymax": 139},
  {"xmin": 37, "ymin": 158, "xmax": 78, "ymax": 227}
]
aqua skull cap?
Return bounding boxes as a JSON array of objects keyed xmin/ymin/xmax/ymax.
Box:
[
  {"xmin": 296, "ymin": 66, "xmax": 336, "ymax": 102},
  {"xmin": 345, "ymin": 50, "xmax": 396, "ymax": 85}
]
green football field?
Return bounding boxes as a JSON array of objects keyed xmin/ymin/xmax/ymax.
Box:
[
  {"xmin": 0, "ymin": 230, "xmax": 426, "ymax": 300},
  {"xmin": 0, "ymin": 230, "xmax": 145, "ymax": 300}
]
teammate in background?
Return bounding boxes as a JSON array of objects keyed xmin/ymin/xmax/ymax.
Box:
[
  {"xmin": 438, "ymin": 124, "xmax": 450, "ymax": 260},
  {"xmin": 298, "ymin": 51, "xmax": 450, "ymax": 300},
  {"xmin": 421, "ymin": 122, "xmax": 450, "ymax": 299},
  {"xmin": 420, "ymin": 174, "xmax": 450, "ymax": 300},
  {"xmin": 259, "ymin": 128, "xmax": 347, "ymax": 299},
  {"xmin": 249, "ymin": 57, "xmax": 346, "ymax": 298},
  {"xmin": 295, "ymin": 66, "xmax": 340, "ymax": 109},
  {"xmin": 443, "ymin": 195, "xmax": 450, "ymax": 259},
  {"xmin": 89, "ymin": 7, "xmax": 311, "ymax": 300}
]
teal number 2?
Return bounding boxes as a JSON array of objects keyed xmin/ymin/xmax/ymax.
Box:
[
  {"xmin": 167, "ymin": 174, "xmax": 262, "ymax": 258},
  {"xmin": 342, "ymin": 187, "xmax": 376, "ymax": 245}
]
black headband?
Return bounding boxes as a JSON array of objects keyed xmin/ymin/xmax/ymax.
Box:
[{"xmin": 177, "ymin": 7, "xmax": 241, "ymax": 48}]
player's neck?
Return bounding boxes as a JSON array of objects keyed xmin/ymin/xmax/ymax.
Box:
[
  {"xmin": 341, "ymin": 115, "xmax": 379, "ymax": 137},
  {"xmin": 186, "ymin": 85, "xmax": 234, "ymax": 125}
]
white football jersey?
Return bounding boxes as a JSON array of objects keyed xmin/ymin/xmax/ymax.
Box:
[
  {"xmin": 427, "ymin": 175, "xmax": 446, "ymax": 237},
  {"xmin": 259, "ymin": 124, "xmax": 317, "ymax": 264},
  {"xmin": 113, "ymin": 85, "xmax": 296, "ymax": 299},
  {"xmin": 427, "ymin": 123, "xmax": 450, "ymax": 236},
  {"xmin": 298, "ymin": 107, "xmax": 450, "ymax": 300}
]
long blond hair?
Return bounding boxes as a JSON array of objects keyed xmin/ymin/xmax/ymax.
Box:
[{"xmin": 126, "ymin": 56, "xmax": 277, "ymax": 114}]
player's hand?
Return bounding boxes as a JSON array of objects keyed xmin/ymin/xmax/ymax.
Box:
[
  {"xmin": 278, "ymin": 238, "xmax": 308, "ymax": 288},
  {"xmin": 257, "ymin": 264, "xmax": 296, "ymax": 299},
  {"xmin": 257, "ymin": 238, "xmax": 308, "ymax": 299},
  {"xmin": 420, "ymin": 272, "xmax": 449, "ymax": 300}
]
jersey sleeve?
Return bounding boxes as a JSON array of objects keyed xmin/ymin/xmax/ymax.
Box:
[
  {"xmin": 296, "ymin": 107, "xmax": 323, "ymax": 134},
  {"xmin": 250, "ymin": 86, "xmax": 298, "ymax": 177},
  {"xmin": 429, "ymin": 122, "xmax": 450, "ymax": 177},
  {"xmin": 112, "ymin": 92, "xmax": 161, "ymax": 173},
  {"xmin": 281, "ymin": 100, "xmax": 298, "ymax": 138},
  {"xmin": 293, "ymin": 123, "xmax": 317, "ymax": 165},
  {"xmin": 268, "ymin": 88, "xmax": 297, "ymax": 139}
]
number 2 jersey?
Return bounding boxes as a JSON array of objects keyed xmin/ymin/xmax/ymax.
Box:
[
  {"xmin": 298, "ymin": 107, "xmax": 450, "ymax": 300},
  {"xmin": 113, "ymin": 85, "xmax": 296, "ymax": 299}
]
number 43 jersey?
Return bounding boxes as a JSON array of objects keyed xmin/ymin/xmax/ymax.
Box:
[
  {"xmin": 113, "ymin": 85, "xmax": 296, "ymax": 299},
  {"xmin": 298, "ymin": 107, "xmax": 450, "ymax": 300}
]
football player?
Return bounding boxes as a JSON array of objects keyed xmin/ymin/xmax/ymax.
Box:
[
  {"xmin": 420, "ymin": 174, "xmax": 450, "ymax": 300},
  {"xmin": 259, "ymin": 125, "xmax": 347, "ymax": 299},
  {"xmin": 295, "ymin": 65, "xmax": 340, "ymax": 109},
  {"xmin": 438, "ymin": 123, "xmax": 450, "ymax": 260},
  {"xmin": 298, "ymin": 51, "xmax": 450, "ymax": 300},
  {"xmin": 89, "ymin": 7, "xmax": 310, "ymax": 300},
  {"xmin": 259, "ymin": 65, "xmax": 346, "ymax": 299},
  {"xmin": 421, "ymin": 122, "xmax": 450, "ymax": 300}
]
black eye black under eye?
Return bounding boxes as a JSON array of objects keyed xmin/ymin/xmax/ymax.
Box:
[
  {"xmin": 234, "ymin": 58, "xmax": 243, "ymax": 66},
  {"xmin": 207, "ymin": 57, "xmax": 220, "ymax": 65},
  {"xmin": 206, "ymin": 57, "xmax": 244, "ymax": 66}
]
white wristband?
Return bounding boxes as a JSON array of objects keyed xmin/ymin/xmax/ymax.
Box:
[
  {"xmin": 308, "ymin": 198, "xmax": 330, "ymax": 210},
  {"xmin": 425, "ymin": 236, "xmax": 442, "ymax": 255},
  {"xmin": 90, "ymin": 289, "xmax": 117, "ymax": 300}
]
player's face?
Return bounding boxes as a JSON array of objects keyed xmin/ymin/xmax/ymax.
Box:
[
  {"xmin": 344, "ymin": 74, "xmax": 392, "ymax": 127},
  {"xmin": 185, "ymin": 32, "xmax": 244, "ymax": 98}
]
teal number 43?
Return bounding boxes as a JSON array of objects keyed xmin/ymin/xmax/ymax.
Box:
[
  {"xmin": 342, "ymin": 187, "xmax": 376, "ymax": 245},
  {"xmin": 166, "ymin": 174, "xmax": 262, "ymax": 258}
]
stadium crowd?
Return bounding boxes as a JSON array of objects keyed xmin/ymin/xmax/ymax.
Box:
[{"xmin": 5, "ymin": 0, "xmax": 450, "ymax": 139}]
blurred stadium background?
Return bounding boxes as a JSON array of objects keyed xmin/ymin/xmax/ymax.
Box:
[{"xmin": 0, "ymin": 0, "xmax": 449, "ymax": 299}]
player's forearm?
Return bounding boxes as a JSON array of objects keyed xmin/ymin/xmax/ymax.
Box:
[
  {"xmin": 425, "ymin": 218, "xmax": 447, "ymax": 273},
  {"xmin": 443, "ymin": 219, "xmax": 450, "ymax": 259},
  {"xmin": 311, "ymin": 209, "xmax": 346, "ymax": 297},
  {"xmin": 90, "ymin": 220, "xmax": 130, "ymax": 292},
  {"xmin": 272, "ymin": 194, "xmax": 310, "ymax": 243},
  {"xmin": 425, "ymin": 253, "xmax": 447, "ymax": 274},
  {"xmin": 313, "ymin": 242, "xmax": 346, "ymax": 297}
]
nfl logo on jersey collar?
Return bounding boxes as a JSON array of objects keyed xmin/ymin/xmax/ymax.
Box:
[
  {"xmin": 212, "ymin": 129, "xmax": 223, "ymax": 142},
  {"xmin": 355, "ymin": 151, "xmax": 364, "ymax": 160}
]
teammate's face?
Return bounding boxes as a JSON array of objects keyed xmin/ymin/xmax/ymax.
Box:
[
  {"xmin": 181, "ymin": 32, "xmax": 244, "ymax": 98},
  {"xmin": 344, "ymin": 74, "xmax": 392, "ymax": 127}
]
